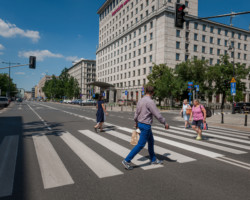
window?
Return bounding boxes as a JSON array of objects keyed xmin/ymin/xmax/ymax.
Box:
[
  {"xmin": 210, "ymin": 26, "xmax": 214, "ymax": 33},
  {"xmin": 244, "ymin": 35, "xmax": 247, "ymax": 41},
  {"xmin": 146, "ymin": 0, "xmax": 149, "ymax": 6},
  {"xmin": 238, "ymin": 33, "xmax": 241, "ymax": 39},
  {"xmin": 194, "ymin": 33, "xmax": 198, "ymax": 41},
  {"xmin": 231, "ymin": 41, "xmax": 234, "ymax": 48},
  {"xmin": 225, "ymin": 30, "xmax": 228, "ymax": 36},
  {"xmin": 139, "ymin": 28, "xmax": 141, "ymax": 35},
  {"xmin": 150, "ymin": 33, "xmax": 153, "ymax": 40},
  {"xmin": 202, "ymin": 57, "xmax": 206, "ymax": 61},
  {"xmin": 149, "ymin": 55, "xmax": 152, "ymax": 62},
  {"xmin": 143, "ymin": 68, "xmax": 146, "ymax": 74},
  {"xmin": 209, "ymin": 58, "xmax": 213, "ymax": 65},
  {"xmin": 217, "ymin": 59, "xmax": 220, "ymax": 64},
  {"xmin": 232, "ymin": 32, "xmax": 235, "ymax": 38},
  {"xmin": 138, "ymin": 49, "xmax": 141, "ymax": 55},
  {"xmin": 224, "ymin": 50, "xmax": 228, "ymax": 55},
  {"xmin": 238, "ymin": 53, "xmax": 241, "ymax": 59},
  {"xmin": 152, "ymin": 6, "xmax": 155, "ymax": 12},
  {"xmin": 202, "ymin": 35, "xmax": 206, "ymax": 42},
  {"xmin": 149, "ymin": 66, "xmax": 152, "ymax": 73},
  {"xmin": 218, "ymin": 28, "xmax": 221, "ymax": 35},
  {"xmin": 138, "ymin": 69, "xmax": 141, "ymax": 76},
  {"xmin": 210, "ymin": 37, "xmax": 213, "ymax": 44},
  {"xmin": 144, "ymin": 46, "xmax": 147, "ymax": 53},
  {"xmin": 140, "ymin": 4, "xmax": 143, "ymax": 10},
  {"xmin": 138, "ymin": 39, "xmax": 141, "ymax": 45},
  {"xmin": 217, "ymin": 38, "xmax": 221, "ymax": 45},
  {"xmin": 185, "ymin": 54, "xmax": 189, "ymax": 61},
  {"xmin": 143, "ymin": 57, "xmax": 146, "ymax": 63},
  {"xmin": 150, "ymin": 21, "xmax": 153, "ymax": 29},
  {"xmin": 150, "ymin": 44, "xmax": 153, "ymax": 51},
  {"xmin": 244, "ymin": 54, "xmax": 247, "ymax": 60},
  {"xmin": 210, "ymin": 48, "xmax": 213, "ymax": 54},
  {"xmin": 202, "ymin": 46, "xmax": 205, "ymax": 53},
  {"xmin": 202, "ymin": 24, "xmax": 206, "ymax": 31},
  {"xmin": 144, "ymin": 25, "xmax": 147, "ymax": 32},
  {"xmin": 194, "ymin": 45, "xmax": 198, "ymax": 52},
  {"xmin": 176, "ymin": 30, "xmax": 180, "ymax": 37},
  {"xmin": 144, "ymin": 36, "xmax": 147, "ymax": 43},
  {"xmin": 176, "ymin": 41, "xmax": 180, "ymax": 49},
  {"xmin": 217, "ymin": 49, "xmax": 221, "ymax": 56},
  {"xmin": 194, "ymin": 23, "xmax": 198, "ymax": 29},
  {"xmin": 176, "ymin": 53, "xmax": 180, "ymax": 61},
  {"xmin": 231, "ymin": 52, "xmax": 234, "ymax": 58},
  {"xmin": 225, "ymin": 40, "xmax": 228, "ymax": 47},
  {"xmin": 185, "ymin": 1, "xmax": 189, "ymax": 7},
  {"xmin": 238, "ymin": 43, "xmax": 241, "ymax": 49},
  {"xmin": 244, "ymin": 44, "xmax": 247, "ymax": 51}
]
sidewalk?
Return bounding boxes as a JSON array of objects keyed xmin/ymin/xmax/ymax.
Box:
[{"xmin": 174, "ymin": 113, "xmax": 250, "ymax": 132}]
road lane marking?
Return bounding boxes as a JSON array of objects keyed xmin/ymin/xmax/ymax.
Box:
[
  {"xmin": 79, "ymin": 130, "xmax": 163, "ymax": 170},
  {"xmin": 59, "ymin": 131, "xmax": 123, "ymax": 178},
  {"xmin": 153, "ymin": 126, "xmax": 250, "ymax": 150},
  {"xmin": 214, "ymin": 157, "xmax": 250, "ymax": 171},
  {"xmin": 0, "ymin": 136, "xmax": 19, "ymax": 198},
  {"xmin": 33, "ymin": 134, "xmax": 74, "ymax": 189},
  {"xmin": 105, "ymin": 129, "xmax": 196, "ymax": 163}
]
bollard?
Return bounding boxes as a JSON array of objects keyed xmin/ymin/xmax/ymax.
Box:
[
  {"xmin": 121, "ymin": 105, "xmax": 123, "ymax": 111},
  {"xmin": 213, "ymin": 109, "xmax": 214, "ymax": 115},
  {"xmin": 221, "ymin": 112, "xmax": 224, "ymax": 124},
  {"xmin": 132, "ymin": 105, "xmax": 134, "ymax": 112},
  {"xmin": 111, "ymin": 105, "xmax": 112, "ymax": 111},
  {"xmin": 244, "ymin": 112, "xmax": 248, "ymax": 126}
]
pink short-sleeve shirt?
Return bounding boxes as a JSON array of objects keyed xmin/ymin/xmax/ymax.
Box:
[{"xmin": 192, "ymin": 105, "xmax": 204, "ymax": 121}]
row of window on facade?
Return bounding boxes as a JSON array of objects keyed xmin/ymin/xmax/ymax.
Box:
[
  {"xmin": 100, "ymin": 0, "xmax": 154, "ymax": 21},
  {"xmin": 99, "ymin": 77, "xmax": 147, "ymax": 88},
  {"xmin": 185, "ymin": 22, "xmax": 248, "ymax": 41}
]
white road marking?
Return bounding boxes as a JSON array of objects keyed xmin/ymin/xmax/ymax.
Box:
[
  {"xmin": 33, "ymin": 134, "xmax": 74, "ymax": 189},
  {"xmin": 214, "ymin": 157, "xmax": 250, "ymax": 171},
  {"xmin": 106, "ymin": 129, "xmax": 196, "ymax": 163},
  {"xmin": 207, "ymin": 127, "xmax": 250, "ymax": 137},
  {"xmin": 117, "ymin": 127, "xmax": 224, "ymax": 158},
  {"xmin": 59, "ymin": 131, "xmax": 123, "ymax": 178},
  {"xmin": 0, "ymin": 136, "xmax": 19, "ymax": 198},
  {"xmin": 153, "ymin": 126, "xmax": 250, "ymax": 150},
  {"xmin": 151, "ymin": 129, "xmax": 246, "ymax": 154},
  {"xmin": 79, "ymin": 130, "xmax": 163, "ymax": 170}
]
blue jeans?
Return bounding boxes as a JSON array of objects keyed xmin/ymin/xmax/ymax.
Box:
[{"xmin": 125, "ymin": 123, "xmax": 156, "ymax": 163}]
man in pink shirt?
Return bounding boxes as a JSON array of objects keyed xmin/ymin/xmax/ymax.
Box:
[{"xmin": 189, "ymin": 99, "xmax": 207, "ymax": 140}]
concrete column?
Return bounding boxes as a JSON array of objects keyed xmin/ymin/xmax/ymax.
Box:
[{"xmin": 109, "ymin": 89, "xmax": 114, "ymax": 103}]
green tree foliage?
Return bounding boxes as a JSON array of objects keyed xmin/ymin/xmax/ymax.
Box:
[
  {"xmin": 42, "ymin": 68, "xmax": 80, "ymax": 99},
  {"xmin": 207, "ymin": 55, "xmax": 249, "ymax": 109},
  {"xmin": 147, "ymin": 64, "xmax": 177, "ymax": 105},
  {"xmin": 0, "ymin": 73, "xmax": 17, "ymax": 97},
  {"xmin": 175, "ymin": 59, "xmax": 210, "ymax": 100}
]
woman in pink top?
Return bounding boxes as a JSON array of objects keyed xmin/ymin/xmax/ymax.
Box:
[{"xmin": 189, "ymin": 99, "xmax": 206, "ymax": 140}]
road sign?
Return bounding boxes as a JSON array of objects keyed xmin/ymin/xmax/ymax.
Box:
[
  {"xmin": 188, "ymin": 92, "xmax": 192, "ymax": 96},
  {"xmin": 103, "ymin": 92, "xmax": 105, "ymax": 97},
  {"xmin": 188, "ymin": 82, "xmax": 193, "ymax": 86},
  {"xmin": 125, "ymin": 90, "xmax": 128, "ymax": 96},
  {"xmin": 142, "ymin": 91, "xmax": 145, "ymax": 96},
  {"xmin": 196, "ymin": 85, "xmax": 199, "ymax": 92},
  {"xmin": 231, "ymin": 77, "xmax": 236, "ymax": 83},
  {"xmin": 93, "ymin": 94, "xmax": 95, "ymax": 98},
  {"xmin": 142, "ymin": 87, "xmax": 144, "ymax": 91},
  {"xmin": 188, "ymin": 86, "xmax": 192, "ymax": 89},
  {"xmin": 231, "ymin": 82, "xmax": 236, "ymax": 96}
]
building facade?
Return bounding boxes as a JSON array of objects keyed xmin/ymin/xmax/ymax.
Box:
[
  {"xmin": 96, "ymin": 0, "xmax": 250, "ymax": 103},
  {"xmin": 68, "ymin": 59, "xmax": 96, "ymax": 100},
  {"xmin": 37, "ymin": 75, "xmax": 53, "ymax": 99}
]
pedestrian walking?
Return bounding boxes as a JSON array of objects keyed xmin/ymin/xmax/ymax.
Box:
[
  {"xmin": 94, "ymin": 95, "xmax": 108, "ymax": 132},
  {"xmin": 180, "ymin": 99, "xmax": 191, "ymax": 129},
  {"xmin": 189, "ymin": 99, "xmax": 206, "ymax": 140},
  {"xmin": 122, "ymin": 86, "xmax": 169, "ymax": 170}
]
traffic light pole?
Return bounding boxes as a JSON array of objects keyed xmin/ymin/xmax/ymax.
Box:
[
  {"xmin": 185, "ymin": 11, "xmax": 250, "ymax": 22},
  {"xmin": 0, "ymin": 64, "xmax": 30, "ymax": 70}
]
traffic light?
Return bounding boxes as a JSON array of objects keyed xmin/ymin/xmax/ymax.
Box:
[
  {"xmin": 29, "ymin": 56, "xmax": 36, "ymax": 69},
  {"xmin": 175, "ymin": 4, "xmax": 186, "ymax": 28}
]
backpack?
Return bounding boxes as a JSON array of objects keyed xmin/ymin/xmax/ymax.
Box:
[{"xmin": 199, "ymin": 105, "xmax": 212, "ymax": 118}]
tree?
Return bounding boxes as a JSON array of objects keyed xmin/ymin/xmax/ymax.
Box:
[
  {"xmin": 207, "ymin": 55, "xmax": 249, "ymax": 109},
  {"xmin": 175, "ymin": 59, "xmax": 210, "ymax": 101},
  {"xmin": 147, "ymin": 64, "xmax": 177, "ymax": 106},
  {"xmin": 0, "ymin": 74, "xmax": 17, "ymax": 97}
]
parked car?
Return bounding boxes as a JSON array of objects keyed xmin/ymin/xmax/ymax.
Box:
[
  {"xmin": 81, "ymin": 99, "xmax": 96, "ymax": 106},
  {"xmin": 234, "ymin": 102, "xmax": 250, "ymax": 113},
  {"xmin": 72, "ymin": 99, "xmax": 82, "ymax": 104},
  {"xmin": 63, "ymin": 99, "xmax": 72, "ymax": 104},
  {"xmin": 0, "ymin": 97, "xmax": 9, "ymax": 107},
  {"xmin": 16, "ymin": 98, "xmax": 23, "ymax": 103},
  {"xmin": 118, "ymin": 99, "xmax": 136, "ymax": 106}
]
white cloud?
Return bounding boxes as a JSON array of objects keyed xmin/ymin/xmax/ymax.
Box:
[
  {"xmin": 41, "ymin": 73, "xmax": 46, "ymax": 76},
  {"xmin": 0, "ymin": 44, "xmax": 4, "ymax": 50},
  {"xmin": 18, "ymin": 50, "xmax": 63, "ymax": 61},
  {"xmin": 15, "ymin": 72, "xmax": 25, "ymax": 75},
  {"xmin": 0, "ymin": 18, "xmax": 40, "ymax": 42},
  {"xmin": 66, "ymin": 56, "xmax": 80, "ymax": 62}
]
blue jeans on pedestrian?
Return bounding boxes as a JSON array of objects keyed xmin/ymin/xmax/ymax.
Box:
[{"xmin": 125, "ymin": 123, "xmax": 156, "ymax": 163}]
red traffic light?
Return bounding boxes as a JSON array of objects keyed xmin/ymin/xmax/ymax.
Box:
[{"xmin": 178, "ymin": 5, "xmax": 186, "ymax": 11}]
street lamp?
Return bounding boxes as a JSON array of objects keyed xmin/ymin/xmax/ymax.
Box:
[{"xmin": 2, "ymin": 61, "xmax": 20, "ymax": 98}]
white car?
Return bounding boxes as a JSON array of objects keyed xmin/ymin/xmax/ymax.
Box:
[
  {"xmin": 63, "ymin": 99, "xmax": 72, "ymax": 104},
  {"xmin": 0, "ymin": 97, "xmax": 9, "ymax": 107}
]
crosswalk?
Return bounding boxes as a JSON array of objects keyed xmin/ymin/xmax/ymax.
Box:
[{"xmin": 1, "ymin": 123, "xmax": 250, "ymax": 198}]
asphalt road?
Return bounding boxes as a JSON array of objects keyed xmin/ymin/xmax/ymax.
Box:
[{"xmin": 0, "ymin": 101, "xmax": 250, "ymax": 200}]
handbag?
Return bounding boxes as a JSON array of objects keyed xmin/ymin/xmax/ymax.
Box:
[
  {"xmin": 186, "ymin": 108, "xmax": 192, "ymax": 115},
  {"xmin": 130, "ymin": 129, "xmax": 140, "ymax": 145},
  {"xmin": 202, "ymin": 123, "xmax": 208, "ymax": 130}
]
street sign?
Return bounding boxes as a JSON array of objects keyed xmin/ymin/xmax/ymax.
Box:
[
  {"xmin": 188, "ymin": 92, "xmax": 192, "ymax": 96},
  {"xmin": 188, "ymin": 86, "xmax": 192, "ymax": 89},
  {"xmin": 231, "ymin": 82, "xmax": 236, "ymax": 96},
  {"xmin": 103, "ymin": 92, "xmax": 105, "ymax": 97},
  {"xmin": 188, "ymin": 82, "xmax": 193, "ymax": 86},
  {"xmin": 231, "ymin": 77, "xmax": 236, "ymax": 83},
  {"xmin": 142, "ymin": 91, "xmax": 145, "ymax": 96},
  {"xmin": 125, "ymin": 90, "xmax": 128, "ymax": 96},
  {"xmin": 93, "ymin": 94, "xmax": 95, "ymax": 98},
  {"xmin": 196, "ymin": 85, "xmax": 199, "ymax": 92},
  {"xmin": 142, "ymin": 87, "xmax": 144, "ymax": 91}
]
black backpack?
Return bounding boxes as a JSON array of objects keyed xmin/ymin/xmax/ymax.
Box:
[{"xmin": 199, "ymin": 105, "xmax": 212, "ymax": 118}]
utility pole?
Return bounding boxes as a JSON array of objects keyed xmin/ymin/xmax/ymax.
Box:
[{"xmin": 2, "ymin": 61, "xmax": 20, "ymax": 98}]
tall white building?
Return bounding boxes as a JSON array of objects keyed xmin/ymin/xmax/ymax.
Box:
[
  {"xmin": 96, "ymin": 0, "xmax": 250, "ymax": 103},
  {"xmin": 68, "ymin": 59, "xmax": 96, "ymax": 100}
]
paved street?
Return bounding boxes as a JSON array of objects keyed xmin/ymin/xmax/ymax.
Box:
[{"xmin": 1, "ymin": 102, "xmax": 250, "ymax": 200}]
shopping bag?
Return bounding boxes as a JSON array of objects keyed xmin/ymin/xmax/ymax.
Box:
[
  {"xmin": 186, "ymin": 109, "xmax": 192, "ymax": 115},
  {"xmin": 202, "ymin": 123, "xmax": 208, "ymax": 130},
  {"xmin": 130, "ymin": 130, "xmax": 139, "ymax": 145}
]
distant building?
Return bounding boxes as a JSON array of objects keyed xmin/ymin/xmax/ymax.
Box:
[
  {"xmin": 37, "ymin": 76, "xmax": 53, "ymax": 99},
  {"xmin": 68, "ymin": 59, "xmax": 97, "ymax": 100},
  {"xmin": 16, "ymin": 88, "xmax": 25, "ymax": 99},
  {"xmin": 32, "ymin": 87, "xmax": 36, "ymax": 98},
  {"xmin": 24, "ymin": 91, "xmax": 32, "ymax": 100}
]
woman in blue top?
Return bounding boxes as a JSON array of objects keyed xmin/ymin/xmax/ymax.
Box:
[
  {"xmin": 180, "ymin": 99, "xmax": 191, "ymax": 129},
  {"xmin": 94, "ymin": 95, "xmax": 108, "ymax": 132}
]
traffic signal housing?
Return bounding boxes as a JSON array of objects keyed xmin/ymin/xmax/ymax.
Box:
[
  {"xmin": 29, "ymin": 56, "xmax": 36, "ymax": 69},
  {"xmin": 175, "ymin": 4, "xmax": 186, "ymax": 28}
]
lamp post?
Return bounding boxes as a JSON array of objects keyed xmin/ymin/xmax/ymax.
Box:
[
  {"xmin": 2, "ymin": 61, "xmax": 20, "ymax": 98},
  {"xmin": 228, "ymin": 42, "xmax": 235, "ymax": 114}
]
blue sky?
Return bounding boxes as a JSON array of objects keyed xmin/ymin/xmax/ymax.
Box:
[{"xmin": 0, "ymin": 0, "xmax": 249, "ymax": 91}]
